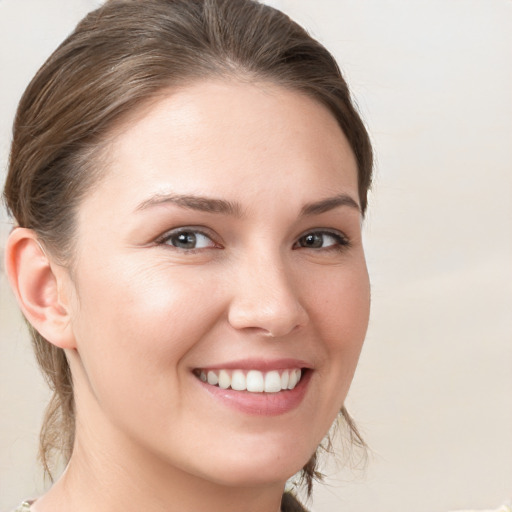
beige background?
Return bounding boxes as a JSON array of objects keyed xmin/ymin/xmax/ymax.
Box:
[{"xmin": 1, "ymin": 1, "xmax": 511, "ymax": 511}]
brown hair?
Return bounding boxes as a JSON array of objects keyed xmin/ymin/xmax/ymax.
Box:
[{"xmin": 3, "ymin": 0, "xmax": 372, "ymax": 506}]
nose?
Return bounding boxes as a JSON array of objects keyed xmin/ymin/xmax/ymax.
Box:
[{"xmin": 227, "ymin": 253, "xmax": 308, "ymax": 338}]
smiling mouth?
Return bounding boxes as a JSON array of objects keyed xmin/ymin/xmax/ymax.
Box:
[{"xmin": 193, "ymin": 368, "xmax": 304, "ymax": 393}]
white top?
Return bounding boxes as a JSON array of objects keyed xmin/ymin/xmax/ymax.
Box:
[{"xmin": 449, "ymin": 504, "xmax": 512, "ymax": 512}]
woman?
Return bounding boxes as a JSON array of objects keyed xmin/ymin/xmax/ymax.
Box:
[{"xmin": 3, "ymin": 0, "xmax": 373, "ymax": 511}]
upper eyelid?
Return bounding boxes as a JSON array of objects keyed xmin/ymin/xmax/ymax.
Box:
[
  {"xmin": 297, "ymin": 228, "xmax": 349, "ymax": 240},
  {"xmin": 292, "ymin": 228, "xmax": 352, "ymax": 251},
  {"xmin": 156, "ymin": 226, "xmax": 217, "ymax": 243},
  {"xmin": 293, "ymin": 229, "xmax": 351, "ymax": 250},
  {"xmin": 155, "ymin": 228, "xmax": 221, "ymax": 253}
]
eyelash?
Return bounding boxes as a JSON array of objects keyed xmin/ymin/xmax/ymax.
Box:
[
  {"xmin": 156, "ymin": 227, "xmax": 220, "ymax": 252},
  {"xmin": 155, "ymin": 228, "xmax": 350, "ymax": 252},
  {"xmin": 293, "ymin": 230, "xmax": 350, "ymax": 251}
]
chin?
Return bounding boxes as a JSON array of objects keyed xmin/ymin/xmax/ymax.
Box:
[
  {"xmin": 187, "ymin": 441, "xmax": 314, "ymax": 489},
  {"xmin": 203, "ymin": 463, "xmax": 304, "ymax": 489}
]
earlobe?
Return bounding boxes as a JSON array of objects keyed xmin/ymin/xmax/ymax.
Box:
[{"xmin": 5, "ymin": 227, "xmax": 76, "ymax": 349}]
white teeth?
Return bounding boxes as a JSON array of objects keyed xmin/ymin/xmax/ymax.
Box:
[
  {"xmin": 218, "ymin": 369, "xmax": 230, "ymax": 389},
  {"xmin": 231, "ymin": 370, "xmax": 247, "ymax": 391},
  {"xmin": 264, "ymin": 371, "xmax": 282, "ymax": 393},
  {"xmin": 207, "ymin": 371, "xmax": 218, "ymax": 386},
  {"xmin": 287, "ymin": 370, "xmax": 298, "ymax": 389},
  {"xmin": 246, "ymin": 370, "xmax": 264, "ymax": 392},
  {"xmin": 281, "ymin": 370, "xmax": 289, "ymax": 389},
  {"xmin": 198, "ymin": 368, "xmax": 303, "ymax": 393}
]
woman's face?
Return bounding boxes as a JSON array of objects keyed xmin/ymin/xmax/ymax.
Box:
[{"xmin": 65, "ymin": 80, "xmax": 370, "ymax": 487}]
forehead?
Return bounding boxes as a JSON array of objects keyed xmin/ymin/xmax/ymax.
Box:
[{"xmin": 82, "ymin": 79, "xmax": 359, "ymax": 216}]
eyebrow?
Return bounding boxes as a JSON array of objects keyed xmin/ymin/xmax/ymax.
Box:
[
  {"xmin": 135, "ymin": 192, "xmax": 360, "ymax": 216},
  {"xmin": 135, "ymin": 193, "xmax": 243, "ymax": 216},
  {"xmin": 300, "ymin": 194, "xmax": 361, "ymax": 215}
]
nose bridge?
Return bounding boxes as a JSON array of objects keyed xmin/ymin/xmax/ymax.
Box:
[{"xmin": 227, "ymin": 247, "xmax": 307, "ymax": 337}]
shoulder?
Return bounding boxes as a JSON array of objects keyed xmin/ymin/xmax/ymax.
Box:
[{"xmin": 9, "ymin": 501, "xmax": 32, "ymax": 512}]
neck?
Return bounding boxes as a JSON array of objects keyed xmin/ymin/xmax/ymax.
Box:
[{"xmin": 33, "ymin": 412, "xmax": 285, "ymax": 512}]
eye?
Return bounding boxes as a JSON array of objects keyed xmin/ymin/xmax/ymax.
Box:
[
  {"xmin": 294, "ymin": 230, "xmax": 349, "ymax": 250},
  {"xmin": 158, "ymin": 228, "xmax": 218, "ymax": 250}
]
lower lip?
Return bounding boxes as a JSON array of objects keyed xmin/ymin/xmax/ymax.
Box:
[{"xmin": 196, "ymin": 370, "xmax": 312, "ymax": 416}]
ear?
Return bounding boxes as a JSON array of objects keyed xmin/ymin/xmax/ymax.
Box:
[{"xmin": 4, "ymin": 227, "xmax": 76, "ymax": 349}]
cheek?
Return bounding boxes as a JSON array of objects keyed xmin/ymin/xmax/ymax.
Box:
[
  {"xmin": 304, "ymin": 258, "xmax": 370, "ymax": 403},
  {"xmin": 69, "ymin": 261, "xmax": 224, "ymax": 409},
  {"xmin": 307, "ymin": 258, "xmax": 370, "ymax": 346},
  {"xmin": 76, "ymin": 259, "xmax": 220, "ymax": 341}
]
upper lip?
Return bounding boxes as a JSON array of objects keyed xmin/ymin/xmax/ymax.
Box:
[{"xmin": 194, "ymin": 358, "xmax": 313, "ymax": 372}]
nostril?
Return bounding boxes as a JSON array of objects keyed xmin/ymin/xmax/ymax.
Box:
[
  {"xmin": 227, "ymin": 300, "xmax": 307, "ymax": 338},
  {"xmin": 226, "ymin": 263, "xmax": 309, "ymax": 336}
]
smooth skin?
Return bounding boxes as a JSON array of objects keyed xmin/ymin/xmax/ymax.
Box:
[{"xmin": 6, "ymin": 80, "xmax": 370, "ymax": 512}]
